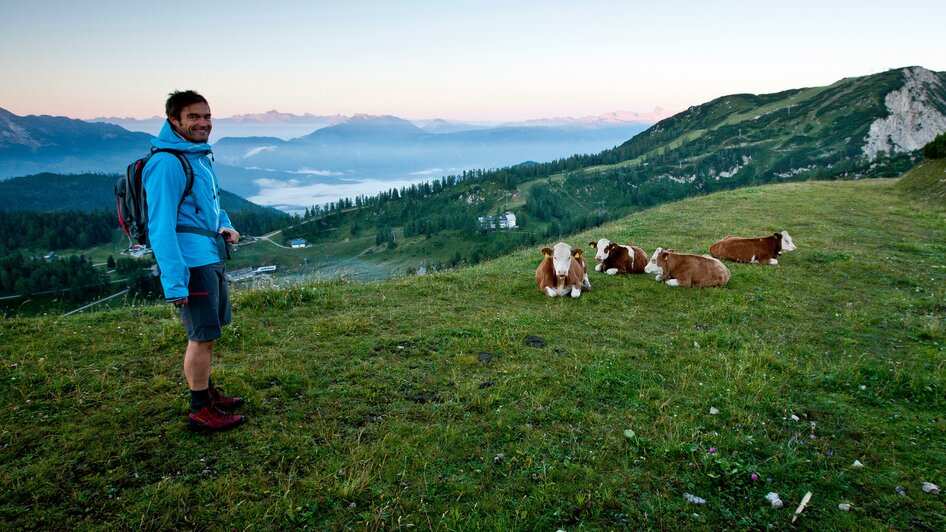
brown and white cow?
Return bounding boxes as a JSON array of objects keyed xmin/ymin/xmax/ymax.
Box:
[
  {"xmin": 644, "ymin": 247, "xmax": 731, "ymax": 288},
  {"xmin": 709, "ymin": 231, "xmax": 797, "ymax": 265},
  {"xmin": 589, "ymin": 238, "xmax": 648, "ymax": 275},
  {"xmin": 536, "ymin": 242, "xmax": 591, "ymax": 298}
]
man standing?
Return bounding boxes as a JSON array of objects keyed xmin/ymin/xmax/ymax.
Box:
[{"xmin": 144, "ymin": 90, "xmax": 246, "ymax": 431}]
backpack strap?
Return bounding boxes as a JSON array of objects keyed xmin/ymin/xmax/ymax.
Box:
[
  {"xmin": 150, "ymin": 147, "xmax": 197, "ymax": 214},
  {"xmin": 176, "ymin": 225, "xmax": 231, "ymax": 260}
]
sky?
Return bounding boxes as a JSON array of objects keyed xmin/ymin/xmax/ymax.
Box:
[{"xmin": 1, "ymin": 0, "xmax": 945, "ymax": 122}]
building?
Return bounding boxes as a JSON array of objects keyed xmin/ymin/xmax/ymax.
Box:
[
  {"xmin": 226, "ymin": 267, "xmax": 256, "ymax": 283},
  {"xmin": 289, "ymin": 238, "xmax": 308, "ymax": 248},
  {"xmin": 477, "ymin": 212, "xmax": 518, "ymax": 231},
  {"xmin": 125, "ymin": 244, "xmax": 153, "ymax": 258}
]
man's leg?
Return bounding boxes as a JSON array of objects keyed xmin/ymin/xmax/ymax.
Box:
[{"xmin": 184, "ymin": 339, "xmax": 215, "ymax": 392}]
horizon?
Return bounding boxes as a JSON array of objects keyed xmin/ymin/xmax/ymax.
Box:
[{"xmin": 2, "ymin": 1, "xmax": 945, "ymax": 122}]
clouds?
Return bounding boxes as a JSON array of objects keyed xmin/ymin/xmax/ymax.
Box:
[{"xmin": 249, "ymin": 176, "xmax": 434, "ymax": 212}]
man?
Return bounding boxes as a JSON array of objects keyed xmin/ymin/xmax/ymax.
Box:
[{"xmin": 143, "ymin": 90, "xmax": 246, "ymax": 431}]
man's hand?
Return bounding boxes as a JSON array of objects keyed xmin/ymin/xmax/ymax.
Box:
[
  {"xmin": 219, "ymin": 227, "xmax": 240, "ymax": 244},
  {"xmin": 173, "ymin": 297, "xmax": 189, "ymax": 307}
]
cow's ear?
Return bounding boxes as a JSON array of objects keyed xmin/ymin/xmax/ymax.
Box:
[
  {"xmin": 589, "ymin": 241, "xmax": 597, "ymax": 247},
  {"xmin": 774, "ymin": 232, "xmax": 781, "ymax": 239},
  {"xmin": 541, "ymin": 247, "xmax": 552, "ymax": 257},
  {"xmin": 661, "ymin": 251, "xmax": 670, "ymax": 261},
  {"xmin": 572, "ymin": 247, "xmax": 583, "ymax": 257},
  {"xmin": 666, "ymin": 248, "xmax": 675, "ymax": 253}
]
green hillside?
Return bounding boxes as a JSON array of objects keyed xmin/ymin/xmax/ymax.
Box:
[
  {"xmin": 2, "ymin": 178, "xmax": 944, "ymax": 529},
  {"xmin": 270, "ymin": 67, "xmax": 945, "ymax": 279},
  {"xmin": 897, "ymin": 158, "xmax": 946, "ymax": 202}
]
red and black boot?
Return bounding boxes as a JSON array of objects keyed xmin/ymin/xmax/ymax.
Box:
[
  {"xmin": 210, "ymin": 384, "xmax": 245, "ymax": 412},
  {"xmin": 188, "ymin": 404, "xmax": 246, "ymax": 431}
]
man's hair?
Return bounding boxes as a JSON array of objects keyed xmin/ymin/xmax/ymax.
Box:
[{"xmin": 165, "ymin": 90, "xmax": 208, "ymax": 121}]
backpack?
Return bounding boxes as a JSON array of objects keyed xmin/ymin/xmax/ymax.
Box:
[{"xmin": 115, "ymin": 148, "xmax": 194, "ymax": 245}]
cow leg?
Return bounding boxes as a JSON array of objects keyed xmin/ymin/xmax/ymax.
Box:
[
  {"xmin": 545, "ymin": 286, "xmax": 558, "ymax": 297},
  {"xmin": 606, "ymin": 268, "xmax": 618, "ymax": 275},
  {"xmin": 768, "ymin": 258, "xmax": 778, "ymax": 265},
  {"xmin": 570, "ymin": 286, "xmax": 581, "ymax": 298},
  {"xmin": 595, "ymin": 263, "xmax": 603, "ymax": 272},
  {"xmin": 582, "ymin": 274, "xmax": 591, "ymax": 291},
  {"xmin": 655, "ymin": 274, "xmax": 664, "ymax": 282},
  {"xmin": 666, "ymin": 279, "xmax": 680, "ymax": 287}
]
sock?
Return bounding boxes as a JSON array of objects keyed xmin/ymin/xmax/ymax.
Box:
[{"xmin": 190, "ymin": 388, "xmax": 211, "ymax": 413}]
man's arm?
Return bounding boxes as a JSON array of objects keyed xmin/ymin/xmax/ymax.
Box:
[
  {"xmin": 217, "ymin": 209, "xmax": 239, "ymax": 243},
  {"xmin": 143, "ymin": 154, "xmax": 190, "ymax": 302}
]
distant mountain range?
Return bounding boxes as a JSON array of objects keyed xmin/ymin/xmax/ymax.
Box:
[
  {"xmin": 85, "ymin": 109, "xmax": 666, "ymax": 140},
  {"xmin": 4, "ymin": 67, "xmax": 944, "ymax": 214},
  {"xmin": 0, "ymin": 172, "xmax": 279, "ymax": 214},
  {"xmin": 0, "ymin": 108, "xmax": 651, "ymax": 207}
]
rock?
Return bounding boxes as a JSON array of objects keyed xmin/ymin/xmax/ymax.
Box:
[
  {"xmin": 792, "ymin": 491, "xmax": 813, "ymax": 523},
  {"xmin": 790, "ymin": 414, "xmax": 800, "ymax": 422},
  {"xmin": 623, "ymin": 429, "xmax": 636, "ymax": 439},
  {"xmin": 709, "ymin": 407, "xmax": 720, "ymax": 415},
  {"xmin": 838, "ymin": 503, "xmax": 852, "ymax": 511},
  {"xmin": 525, "ymin": 335, "xmax": 546, "ymax": 348},
  {"xmin": 896, "ymin": 485, "xmax": 907, "ymax": 497},
  {"xmin": 922, "ymin": 482, "xmax": 940, "ymax": 494},
  {"xmin": 765, "ymin": 492, "xmax": 784, "ymax": 509},
  {"xmin": 684, "ymin": 493, "xmax": 707, "ymax": 505},
  {"xmin": 493, "ymin": 454, "xmax": 504, "ymax": 465},
  {"xmin": 852, "ymin": 460, "xmax": 864, "ymax": 468},
  {"xmin": 477, "ymin": 352, "xmax": 493, "ymax": 363}
]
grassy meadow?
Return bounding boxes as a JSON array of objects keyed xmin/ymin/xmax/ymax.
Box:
[{"xmin": 1, "ymin": 178, "xmax": 944, "ymax": 529}]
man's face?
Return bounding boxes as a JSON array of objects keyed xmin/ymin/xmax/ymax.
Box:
[{"xmin": 169, "ymin": 101, "xmax": 212, "ymax": 143}]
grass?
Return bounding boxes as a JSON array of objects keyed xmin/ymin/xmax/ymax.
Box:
[
  {"xmin": 1, "ymin": 178, "xmax": 944, "ymax": 529},
  {"xmin": 897, "ymin": 158, "xmax": 946, "ymax": 203}
]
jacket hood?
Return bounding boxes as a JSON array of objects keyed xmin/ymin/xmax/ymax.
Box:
[{"xmin": 151, "ymin": 120, "xmax": 213, "ymax": 153}]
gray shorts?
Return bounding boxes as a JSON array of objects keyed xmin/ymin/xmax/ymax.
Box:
[{"xmin": 179, "ymin": 261, "xmax": 232, "ymax": 342}]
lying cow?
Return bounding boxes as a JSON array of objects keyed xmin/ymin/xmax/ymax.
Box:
[
  {"xmin": 536, "ymin": 242, "xmax": 591, "ymax": 298},
  {"xmin": 644, "ymin": 247, "xmax": 731, "ymax": 288},
  {"xmin": 589, "ymin": 238, "xmax": 648, "ymax": 275},
  {"xmin": 709, "ymin": 231, "xmax": 797, "ymax": 265}
]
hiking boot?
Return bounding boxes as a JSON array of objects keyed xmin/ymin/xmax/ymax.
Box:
[
  {"xmin": 210, "ymin": 385, "xmax": 244, "ymax": 411},
  {"xmin": 188, "ymin": 404, "xmax": 246, "ymax": 431}
]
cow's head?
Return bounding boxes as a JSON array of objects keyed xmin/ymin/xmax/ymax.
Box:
[
  {"xmin": 548, "ymin": 242, "xmax": 574, "ymax": 279},
  {"xmin": 645, "ymin": 247, "xmax": 675, "ymax": 276},
  {"xmin": 644, "ymin": 247, "xmax": 664, "ymax": 275},
  {"xmin": 590, "ymin": 238, "xmax": 611, "ymax": 261},
  {"xmin": 780, "ymin": 231, "xmax": 797, "ymax": 252}
]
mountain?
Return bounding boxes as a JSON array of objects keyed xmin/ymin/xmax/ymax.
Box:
[
  {"xmin": 419, "ymin": 119, "xmax": 489, "ymax": 134},
  {"xmin": 223, "ymin": 110, "xmax": 346, "ymax": 124},
  {"xmin": 88, "ymin": 112, "xmax": 346, "ymax": 140},
  {"xmin": 210, "ymin": 114, "xmax": 650, "ymax": 207},
  {"xmin": 0, "ymin": 108, "xmax": 152, "ymax": 179},
  {"xmin": 501, "ymin": 108, "xmax": 672, "ymax": 128},
  {"xmin": 0, "ymin": 172, "xmax": 283, "ymax": 215},
  {"xmin": 3, "ymin": 109, "xmax": 650, "ymax": 203},
  {"xmin": 265, "ymin": 66, "xmax": 946, "ymax": 278},
  {"xmin": 595, "ymin": 66, "xmax": 946, "ymax": 184}
]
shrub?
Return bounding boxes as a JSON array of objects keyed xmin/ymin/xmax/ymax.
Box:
[{"xmin": 923, "ymin": 132, "xmax": 946, "ymax": 159}]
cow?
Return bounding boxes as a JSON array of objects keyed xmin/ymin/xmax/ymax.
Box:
[
  {"xmin": 709, "ymin": 231, "xmax": 797, "ymax": 265},
  {"xmin": 589, "ymin": 238, "xmax": 648, "ymax": 275},
  {"xmin": 644, "ymin": 247, "xmax": 731, "ymax": 288},
  {"xmin": 535, "ymin": 242, "xmax": 591, "ymax": 298}
]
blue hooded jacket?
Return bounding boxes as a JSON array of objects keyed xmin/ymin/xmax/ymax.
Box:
[{"xmin": 143, "ymin": 120, "xmax": 233, "ymax": 302}]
